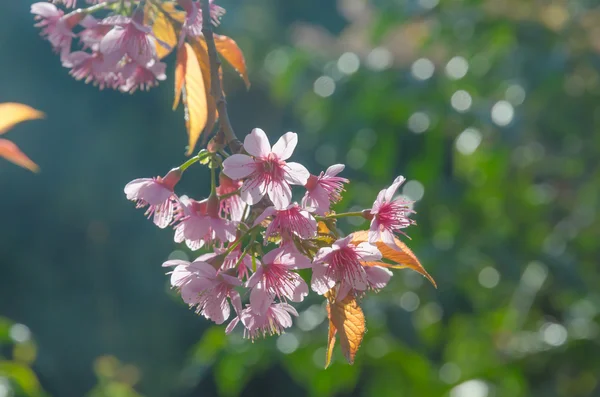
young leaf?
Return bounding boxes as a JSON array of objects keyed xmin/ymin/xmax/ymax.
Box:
[
  {"xmin": 0, "ymin": 139, "xmax": 39, "ymax": 172},
  {"xmin": 325, "ymin": 304, "xmax": 337, "ymax": 369},
  {"xmin": 327, "ymin": 292, "xmax": 365, "ymax": 365},
  {"xmin": 173, "ymin": 45, "xmax": 187, "ymax": 110},
  {"xmin": 190, "ymin": 39, "xmax": 218, "ymax": 140},
  {"xmin": 182, "ymin": 42, "xmax": 208, "ymax": 155},
  {"xmin": 351, "ymin": 230, "xmax": 436, "ymax": 287},
  {"xmin": 0, "ymin": 103, "xmax": 45, "ymax": 135},
  {"xmin": 152, "ymin": 10, "xmax": 177, "ymax": 59},
  {"xmin": 214, "ymin": 34, "xmax": 250, "ymax": 89}
]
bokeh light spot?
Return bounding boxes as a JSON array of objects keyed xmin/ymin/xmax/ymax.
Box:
[
  {"xmin": 314, "ymin": 76, "xmax": 336, "ymax": 97},
  {"xmin": 455, "ymin": 127, "xmax": 482, "ymax": 155},
  {"xmin": 445, "ymin": 56, "xmax": 469, "ymax": 80},
  {"xmin": 408, "ymin": 112, "xmax": 430, "ymax": 133},
  {"xmin": 411, "ymin": 58, "xmax": 435, "ymax": 80},
  {"xmin": 451, "ymin": 90, "xmax": 472, "ymax": 112},
  {"xmin": 491, "ymin": 100, "xmax": 514, "ymax": 126},
  {"xmin": 337, "ymin": 52, "xmax": 360, "ymax": 75}
]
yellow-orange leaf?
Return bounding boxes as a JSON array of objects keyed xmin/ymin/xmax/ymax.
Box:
[
  {"xmin": 214, "ymin": 34, "xmax": 250, "ymax": 89},
  {"xmin": 160, "ymin": 2, "xmax": 186, "ymax": 23},
  {"xmin": 182, "ymin": 42, "xmax": 208, "ymax": 156},
  {"xmin": 0, "ymin": 139, "xmax": 39, "ymax": 172},
  {"xmin": 327, "ymin": 292, "xmax": 365, "ymax": 365},
  {"xmin": 190, "ymin": 39, "xmax": 218, "ymax": 139},
  {"xmin": 351, "ymin": 230, "xmax": 436, "ymax": 287},
  {"xmin": 173, "ymin": 45, "xmax": 187, "ymax": 110},
  {"xmin": 151, "ymin": 9, "xmax": 177, "ymax": 59},
  {"xmin": 325, "ymin": 305, "xmax": 337, "ymax": 369},
  {"xmin": 0, "ymin": 103, "xmax": 45, "ymax": 135}
]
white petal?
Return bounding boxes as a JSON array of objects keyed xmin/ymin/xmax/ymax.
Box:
[
  {"xmin": 268, "ymin": 181, "xmax": 292, "ymax": 210},
  {"xmin": 244, "ymin": 128, "xmax": 271, "ymax": 158},
  {"xmin": 283, "ymin": 162, "xmax": 310, "ymax": 185},
  {"xmin": 271, "ymin": 132, "xmax": 298, "ymax": 161},
  {"xmin": 222, "ymin": 154, "xmax": 256, "ymax": 180},
  {"xmin": 355, "ymin": 242, "xmax": 382, "ymax": 261},
  {"xmin": 325, "ymin": 164, "xmax": 345, "ymax": 177}
]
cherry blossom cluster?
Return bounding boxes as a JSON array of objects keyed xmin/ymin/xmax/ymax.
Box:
[
  {"xmin": 125, "ymin": 129, "xmax": 416, "ymax": 338},
  {"xmin": 30, "ymin": 0, "xmax": 224, "ymax": 92}
]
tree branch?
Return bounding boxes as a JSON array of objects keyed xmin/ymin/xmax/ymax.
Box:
[{"xmin": 201, "ymin": 0, "xmax": 243, "ymax": 153}]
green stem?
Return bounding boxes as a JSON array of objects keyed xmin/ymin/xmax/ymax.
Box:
[
  {"xmin": 218, "ymin": 149, "xmax": 230, "ymax": 158},
  {"xmin": 218, "ymin": 189, "xmax": 240, "ymax": 201},
  {"xmin": 179, "ymin": 155, "xmax": 199, "ymax": 172},
  {"xmin": 210, "ymin": 166, "xmax": 217, "ymax": 196},
  {"xmin": 316, "ymin": 211, "xmax": 366, "ymax": 221}
]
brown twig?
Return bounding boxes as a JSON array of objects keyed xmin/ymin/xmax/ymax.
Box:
[{"xmin": 201, "ymin": 0, "xmax": 243, "ymax": 153}]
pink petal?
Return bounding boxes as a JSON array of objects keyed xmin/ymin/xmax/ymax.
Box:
[
  {"xmin": 268, "ymin": 181, "xmax": 292, "ymax": 210},
  {"xmin": 325, "ymin": 164, "xmax": 345, "ymax": 177},
  {"xmin": 365, "ymin": 266, "xmax": 393, "ymax": 289},
  {"xmin": 302, "ymin": 186, "xmax": 330, "ymax": 216},
  {"xmin": 332, "ymin": 235, "xmax": 353, "ymax": 250},
  {"xmin": 222, "ymin": 154, "xmax": 256, "ymax": 179},
  {"xmin": 355, "ymin": 242, "xmax": 382, "ymax": 262},
  {"xmin": 380, "ymin": 228, "xmax": 402, "ymax": 251},
  {"xmin": 310, "ymin": 262, "xmax": 335, "ymax": 294},
  {"xmin": 313, "ymin": 246, "xmax": 334, "ymax": 263},
  {"xmin": 31, "ymin": 3, "xmax": 61, "ymax": 18},
  {"xmin": 368, "ymin": 223, "xmax": 381, "ymax": 244},
  {"xmin": 124, "ymin": 178, "xmax": 152, "ymax": 200},
  {"xmin": 290, "ymin": 278, "xmax": 309, "ymax": 302},
  {"xmin": 99, "ymin": 26, "xmax": 125, "ymax": 57},
  {"xmin": 162, "ymin": 259, "xmax": 189, "ymax": 267},
  {"xmin": 203, "ymin": 289, "xmax": 230, "ymax": 324},
  {"xmin": 283, "ymin": 162, "xmax": 310, "ymax": 185},
  {"xmin": 384, "ymin": 175, "xmax": 405, "ymax": 202},
  {"xmin": 271, "ymin": 132, "xmax": 298, "ymax": 161},
  {"xmin": 245, "ymin": 266, "xmax": 264, "ymax": 288},
  {"xmin": 153, "ymin": 199, "xmax": 174, "ymax": 228},
  {"xmin": 253, "ymin": 207, "xmax": 276, "ymax": 227},
  {"xmin": 243, "ymin": 128, "xmax": 271, "ymax": 158},
  {"xmin": 250, "ymin": 283, "xmax": 274, "ymax": 315},
  {"xmin": 240, "ymin": 179, "xmax": 267, "ymax": 205},
  {"xmin": 336, "ymin": 281, "xmax": 352, "ymax": 301}
]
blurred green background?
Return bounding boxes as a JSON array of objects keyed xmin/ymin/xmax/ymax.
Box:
[{"xmin": 1, "ymin": 0, "xmax": 600, "ymax": 396}]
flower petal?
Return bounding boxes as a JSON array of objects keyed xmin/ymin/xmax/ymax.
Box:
[
  {"xmin": 240, "ymin": 179, "xmax": 267, "ymax": 205},
  {"xmin": 268, "ymin": 181, "xmax": 292, "ymax": 210},
  {"xmin": 284, "ymin": 162, "xmax": 310, "ymax": 185},
  {"xmin": 244, "ymin": 128, "xmax": 271, "ymax": 158},
  {"xmin": 311, "ymin": 262, "xmax": 335, "ymax": 294},
  {"xmin": 250, "ymin": 283, "xmax": 274, "ymax": 315},
  {"xmin": 355, "ymin": 242, "xmax": 383, "ymax": 262},
  {"xmin": 325, "ymin": 164, "xmax": 345, "ymax": 177},
  {"xmin": 271, "ymin": 132, "xmax": 297, "ymax": 161},
  {"xmin": 222, "ymin": 154, "xmax": 256, "ymax": 180},
  {"xmin": 384, "ymin": 175, "xmax": 406, "ymax": 202}
]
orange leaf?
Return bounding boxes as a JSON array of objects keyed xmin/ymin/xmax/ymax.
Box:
[
  {"xmin": 327, "ymin": 292, "xmax": 365, "ymax": 365},
  {"xmin": 0, "ymin": 103, "xmax": 45, "ymax": 135},
  {"xmin": 159, "ymin": 1, "xmax": 186, "ymax": 23},
  {"xmin": 325, "ymin": 305, "xmax": 337, "ymax": 369},
  {"xmin": 214, "ymin": 34, "xmax": 250, "ymax": 89},
  {"xmin": 150, "ymin": 8, "xmax": 177, "ymax": 59},
  {"xmin": 0, "ymin": 139, "xmax": 39, "ymax": 172},
  {"xmin": 351, "ymin": 230, "xmax": 436, "ymax": 287},
  {"xmin": 190, "ymin": 39, "xmax": 218, "ymax": 139},
  {"xmin": 173, "ymin": 45, "xmax": 187, "ymax": 110},
  {"xmin": 182, "ymin": 42, "xmax": 208, "ymax": 156}
]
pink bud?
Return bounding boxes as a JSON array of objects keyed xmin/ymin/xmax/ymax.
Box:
[{"xmin": 160, "ymin": 168, "xmax": 182, "ymax": 190}]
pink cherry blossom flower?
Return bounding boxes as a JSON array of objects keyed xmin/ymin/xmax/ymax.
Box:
[
  {"xmin": 216, "ymin": 174, "xmax": 245, "ymax": 222},
  {"xmin": 79, "ymin": 16, "xmax": 112, "ymax": 50},
  {"xmin": 302, "ymin": 164, "xmax": 349, "ymax": 215},
  {"xmin": 31, "ymin": 3, "xmax": 82, "ymax": 60},
  {"xmin": 222, "ymin": 128, "xmax": 310, "ymax": 209},
  {"xmin": 163, "ymin": 254, "xmax": 242, "ymax": 324},
  {"xmin": 178, "ymin": 0, "xmax": 226, "ymax": 44},
  {"xmin": 119, "ymin": 58, "xmax": 167, "ymax": 93},
  {"xmin": 311, "ymin": 235, "xmax": 382, "ymax": 300},
  {"xmin": 226, "ymin": 301, "xmax": 298, "ymax": 339},
  {"xmin": 124, "ymin": 168, "xmax": 181, "ymax": 228},
  {"xmin": 173, "ymin": 196, "xmax": 238, "ymax": 250},
  {"xmin": 368, "ymin": 176, "xmax": 416, "ymax": 249},
  {"xmin": 99, "ymin": 11, "xmax": 158, "ymax": 67},
  {"xmin": 246, "ymin": 247, "xmax": 311, "ymax": 314},
  {"xmin": 65, "ymin": 50, "xmax": 110, "ymax": 85},
  {"xmin": 337, "ymin": 265, "xmax": 392, "ymax": 302},
  {"xmin": 221, "ymin": 245, "xmax": 254, "ymax": 280},
  {"xmin": 253, "ymin": 203, "xmax": 317, "ymax": 241}
]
